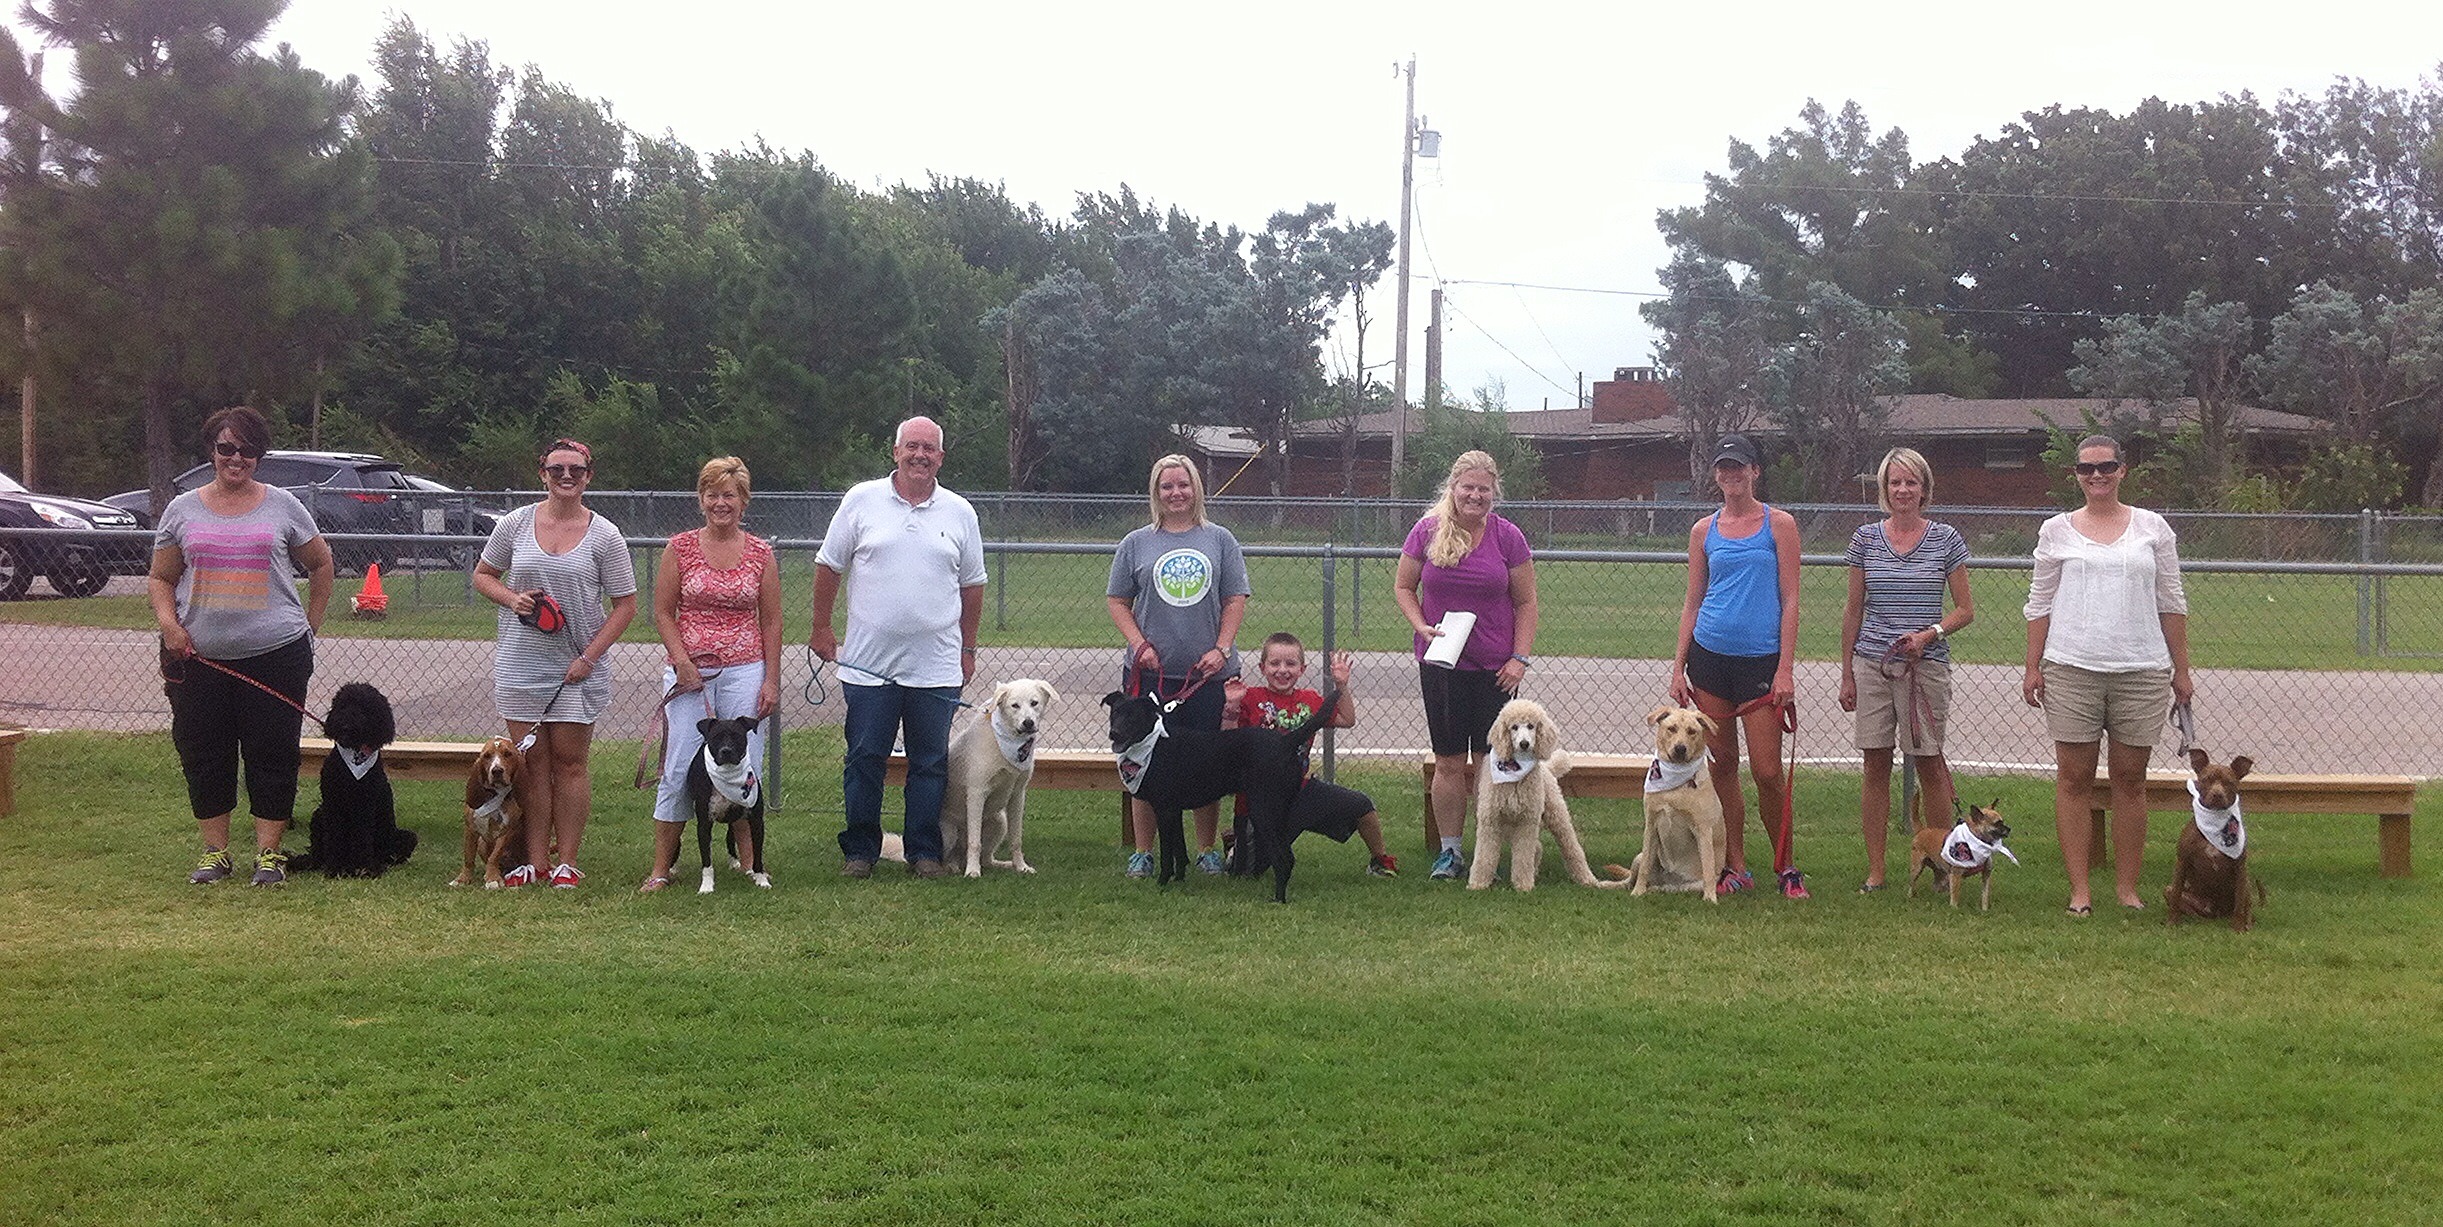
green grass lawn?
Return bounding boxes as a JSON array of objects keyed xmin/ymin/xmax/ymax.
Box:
[
  {"xmin": 10, "ymin": 550, "xmax": 2439, "ymax": 672},
  {"xmin": 5, "ymin": 731, "xmax": 2440, "ymax": 1224}
]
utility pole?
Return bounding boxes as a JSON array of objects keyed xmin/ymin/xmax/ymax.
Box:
[
  {"xmin": 1423, "ymin": 287, "xmax": 1443, "ymax": 418},
  {"xmin": 15, "ymin": 53, "xmax": 39, "ymax": 487},
  {"xmin": 1391, "ymin": 58, "xmax": 1417, "ymax": 485}
]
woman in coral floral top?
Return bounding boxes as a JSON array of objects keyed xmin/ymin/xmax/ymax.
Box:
[{"xmin": 641, "ymin": 456, "xmax": 783, "ymax": 891}]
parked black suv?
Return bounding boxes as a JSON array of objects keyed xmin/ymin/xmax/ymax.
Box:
[
  {"xmin": 105, "ymin": 450, "xmax": 417, "ymax": 573},
  {"xmin": 0, "ymin": 470, "xmax": 148, "ymax": 599}
]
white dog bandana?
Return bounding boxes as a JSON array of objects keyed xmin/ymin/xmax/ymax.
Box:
[
  {"xmin": 469, "ymin": 783, "xmax": 512, "ymax": 824},
  {"xmin": 1115, "ymin": 715, "xmax": 1166, "ymax": 795},
  {"xmin": 701, "ymin": 747, "xmax": 760, "ymax": 809},
  {"xmin": 1488, "ymin": 753, "xmax": 1536, "ymax": 785},
  {"xmin": 1940, "ymin": 822, "xmax": 2020, "ymax": 871},
  {"xmin": 994, "ymin": 722, "xmax": 1036, "ymax": 768},
  {"xmin": 1645, "ymin": 753, "xmax": 1706, "ymax": 794},
  {"xmin": 2188, "ymin": 779, "xmax": 2246, "ymax": 859},
  {"xmin": 338, "ymin": 746, "xmax": 380, "ymax": 780}
]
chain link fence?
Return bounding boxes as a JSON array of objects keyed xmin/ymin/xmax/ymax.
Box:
[{"xmin": 6, "ymin": 502, "xmax": 2440, "ymax": 793}]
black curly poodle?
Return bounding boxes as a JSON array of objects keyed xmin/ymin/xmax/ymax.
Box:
[{"xmin": 298, "ymin": 682, "xmax": 417, "ymax": 878}]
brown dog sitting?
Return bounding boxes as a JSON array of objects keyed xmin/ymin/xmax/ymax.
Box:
[
  {"xmin": 1908, "ymin": 799, "xmax": 2016, "ymax": 911},
  {"xmin": 449, "ymin": 737, "xmax": 525, "ymax": 889},
  {"xmin": 2167, "ymin": 748, "xmax": 2263, "ymax": 931}
]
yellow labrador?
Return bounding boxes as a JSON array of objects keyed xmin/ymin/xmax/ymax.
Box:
[
  {"xmin": 941, "ymin": 679, "xmax": 1058, "ymax": 877},
  {"xmin": 1621, "ymin": 706, "xmax": 1726, "ymax": 903}
]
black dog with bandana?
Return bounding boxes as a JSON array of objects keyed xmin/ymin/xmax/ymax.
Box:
[
  {"xmin": 297, "ymin": 682, "xmax": 416, "ymax": 878},
  {"xmin": 1103, "ymin": 687, "xmax": 1337, "ymax": 903}
]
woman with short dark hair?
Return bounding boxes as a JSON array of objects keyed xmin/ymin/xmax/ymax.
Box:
[
  {"xmin": 150, "ymin": 406, "xmax": 335, "ymax": 887},
  {"xmin": 2024, "ymin": 434, "xmax": 2192, "ymax": 916}
]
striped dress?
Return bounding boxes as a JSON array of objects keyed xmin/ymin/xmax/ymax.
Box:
[{"xmin": 482, "ymin": 504, "xmax": 638, "ymax": 724}]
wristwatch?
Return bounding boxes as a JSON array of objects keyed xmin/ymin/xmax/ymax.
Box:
[{"xmin": 1925, "ymin": 624, "xmax": 1947, "ymax": 641}]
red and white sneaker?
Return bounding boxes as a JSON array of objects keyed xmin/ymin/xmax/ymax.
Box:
[
  {"xmin": 499, "ymin": 864, "xmax": 538, "ymax": 889},
  {"xmin": 549, "ymin": 863, "xmax": 584, "ymax": 889}
]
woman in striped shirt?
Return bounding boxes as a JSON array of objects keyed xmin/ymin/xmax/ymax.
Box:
[
  {"xmin": 1838, "ymin": 448, "xmax": 1974, "ymax": 892},
  {"xmin": 472, "ymin": 438, "xmax": 639, "ymax": 889}
]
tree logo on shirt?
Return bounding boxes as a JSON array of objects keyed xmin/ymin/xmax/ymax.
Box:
[{"xmin": 1153, "ymin": 548, "xmax": 1214, "ymax": 607}]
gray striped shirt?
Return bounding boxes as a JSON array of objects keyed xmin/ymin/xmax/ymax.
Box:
[{"xmin": 481, "ymin": 504, "xmax": 638, "ymax": 722}]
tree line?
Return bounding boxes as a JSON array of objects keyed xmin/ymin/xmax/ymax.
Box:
[
  {"xmin": 1645, "ymin": 91, "xmax": 2443, "ymax": 508},
  {"xmin": 0, "ymin": 2, "xmax": 1395, "ymax": 504}
]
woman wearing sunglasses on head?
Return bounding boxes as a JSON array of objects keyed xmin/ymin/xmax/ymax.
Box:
[
  {"xmin": 150, "ymin": 406, "xmax": 335, "ymax": 888},
  {"xmin": 2022, "ymin": 434, "xmax": 2191, "ymax": 917},
  {"xmin": 472, "ymin": 438, "xmax": 638, "ymax": 889}
]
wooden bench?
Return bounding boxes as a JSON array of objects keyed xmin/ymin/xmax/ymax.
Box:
[
  {"xmin": 2085, "ymin": 771, "xmax": 2417, "ymax": 878},
  {"xmin": 301, "ymin": 738, "xmax": 488, "ymax": 783},
  {"xmin": 886, "ymin": 750, "xmax": 1138, "ymax": 840},
  {"xmin": 0, "ymin": 727, "xmax": 25, "ymax": 818},
  {"xmin": 1418, "ymin": 753, "xmax": 1655, "ymax": 854}
]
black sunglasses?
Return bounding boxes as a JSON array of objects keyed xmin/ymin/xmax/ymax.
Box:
[
  {"xmin": 213, "ymin": 441, "xmax": 267, "ymax": 459},
  {"xmin": 2073, "ymin": 460, "xmax": 2123, "ymax": 476},
  {"xmin": 543, "ymin": 464, "xmax": 591, "ymax": 479}
]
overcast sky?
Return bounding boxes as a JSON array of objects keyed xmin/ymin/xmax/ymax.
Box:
[{"xmin": 23, "ymin": 1, "xmax": 2443, "ymax": 411}]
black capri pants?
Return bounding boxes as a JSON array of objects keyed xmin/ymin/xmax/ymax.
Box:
[{"xmin": 165, "ymin": 634, "xmax": 314, "ymax": 823}]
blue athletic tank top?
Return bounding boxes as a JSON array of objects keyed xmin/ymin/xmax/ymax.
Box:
[{"xmin": 1694, "ymin": 507, "xmax": 1782, "ymax": 657}]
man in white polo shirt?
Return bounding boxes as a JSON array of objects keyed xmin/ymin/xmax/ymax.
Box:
[{"xmin": 810, "ymin": 416, "xmax": 988, "ymax": 879}]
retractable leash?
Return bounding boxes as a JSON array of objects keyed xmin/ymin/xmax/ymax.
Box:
[
  {"xmin": 514, "ymin": 681, "xmax": 568, "ymax": 753},
  {"xmin": 1731, "ymin": 693, "xmax": 1801, "ymax": 877}
]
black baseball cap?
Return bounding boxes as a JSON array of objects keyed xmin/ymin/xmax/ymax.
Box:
[{"xmin": 1711, "ymin": 434, "xmax": 1760, "ymax": 468}]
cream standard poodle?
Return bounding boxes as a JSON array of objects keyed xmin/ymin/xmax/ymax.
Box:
[{"xmin": 1469, "ymin": 698, "xmax": 1629, "ymax": 892}]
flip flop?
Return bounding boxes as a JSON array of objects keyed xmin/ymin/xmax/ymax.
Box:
[
  {"xmin": 2065, "ymin": 903, "xmax": 2093, "ymax": 917},
  {"xmin": 1856, "ymin": 882, "xmax": 1886, "ymax": 894},
  {"xmin": 637, "ymin": 875, "xmax": 671, "ymax": 894}
]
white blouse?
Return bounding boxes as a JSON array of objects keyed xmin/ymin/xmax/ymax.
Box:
[{"xmin": 2023, "ymin": 507, "xmax": 2188, "ymax": 672}]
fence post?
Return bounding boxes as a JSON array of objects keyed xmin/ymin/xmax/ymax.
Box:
[
  {"xmin": 2357, "ymin": 508, "xmax": 2374, "ymax": 656},
  {"xmin": 2374, "ymin": 512, "xmax": 2391, "ymax": 655},
  {"xmin": 1320, "ymin": 542, "xmax": 1337, "ymax": 782},
  {"xmin": 993, "ymin": 545, "xmax": 1008, "ymax": 633}
]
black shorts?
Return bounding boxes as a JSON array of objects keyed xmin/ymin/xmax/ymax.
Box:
[
  {"xmin": 1685, "ymin": 638, "xmax": 1775, "ymax": 706},
  {"xmin": 1288, "ymin": 778, "xmax": 1375, "ymax": 842},
  {"xmin": 1420, "ymin": 662, "xmax": 1509, "ymax": 757},
  {"xmin": 1116, "ymin": 667, "xmax": 1228, "ymax": 734}
]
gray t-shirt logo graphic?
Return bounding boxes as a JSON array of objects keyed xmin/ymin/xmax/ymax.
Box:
[{"xmin": 1153, "ymin": 548, "xmax": 1213, "ymax": 607}]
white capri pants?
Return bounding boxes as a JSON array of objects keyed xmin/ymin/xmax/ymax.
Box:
[{"xmin": 652, "ymin": 660, "xmax": 769, "ymax": 825}]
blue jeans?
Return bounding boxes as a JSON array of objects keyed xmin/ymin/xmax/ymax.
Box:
[{"xmin": 839, "ymin": 681, "xmax": 958, "ymax": 863}]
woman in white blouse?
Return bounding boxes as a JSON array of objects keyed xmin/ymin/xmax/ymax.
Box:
[{"xmin": 2021, "ymin": 435, "xmax": 2192, "ymax": 916}]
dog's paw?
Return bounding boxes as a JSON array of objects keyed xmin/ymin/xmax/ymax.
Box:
[
  {"xmin": 750, "ymin": 872, "xmax": 771, "ymax": 889},
  {"xmin": 447, "ymin": 874, "xmax": 468, "ymax": 888},
  {"xmin": 964, "ymin": 865, "xmax": 983, "ymax": 879},
  {"xmin": 483, "ymin": 879, "xmax": 502, "ymax": 891},
  {"xmin": 698, "ymin": 868, "xmax": 716, "ymax": 895},
  {"xmin": 1013, "ymin": 859, "xmax": 1036, "ymax": 875}
]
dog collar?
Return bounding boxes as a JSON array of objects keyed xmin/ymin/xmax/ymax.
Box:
[
  {"xmin": 1644, "ymin": 753, "xmax": 1706, "ymax": 794},
  {"xmin": 1940, "ymin": 822, "xmax": 2019, "ymax": 871},
  {"xmin": 701, "ymin": 747, "xmax": 761, "ymax": 809},
  {"xmin": 993, "ymin": 721, "xmax": 1036, "ymax": 768},
  {"xmin": 2187, "ymin": 779, "xmax": 2245, "ymax": 859},
  {"xmin": 338, "ymin": 746, "xmax": 380, "ymax": 780},
  {"xmin": 1487, "ymin": 753, "xmax": 1536, "ymax": 785},
  {"xmin": 1114, "ymin": 716, "xmax": 1166, "ymax": 795}
]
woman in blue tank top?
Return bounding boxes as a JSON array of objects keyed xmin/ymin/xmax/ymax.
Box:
[{"xmin": 1668, "ymin": 434, "xmax": 1807, "ymax": 899}]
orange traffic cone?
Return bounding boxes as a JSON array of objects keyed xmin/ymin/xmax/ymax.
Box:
[{"xmin": 351, "ymin": 562, "xmax": 390, "ymax": 619}]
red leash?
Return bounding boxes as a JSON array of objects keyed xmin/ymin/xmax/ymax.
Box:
[
  {"xmin": 1127, "ymin": 659, "xmax": 1218, "ymax": 711},
  {"xmin": 165, "ymin": 650, "xmax": 326, "ymax": 731},
  {"xmin": 1732, "ymin": 693, "xmax": 1799, "ymax": 873}
]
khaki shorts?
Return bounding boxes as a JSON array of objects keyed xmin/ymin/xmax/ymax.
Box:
[
  {"xmin": 2040, "ymin": 661, "xmax": 2172, "ymax": 746},
  {"xmin": 1854, "ymin": 655, "xmax": 1951, "ymax": 755}
]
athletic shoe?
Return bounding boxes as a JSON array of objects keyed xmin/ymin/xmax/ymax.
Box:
[
  {"xmin": 549, "ymin": 863, "xmax": 584, "ymax": 889},
  {"xmin": 1717, "ymin": 867, "xmax": 1756, "ymax": 894},
  {"xmin": 840, "ymin": 858, "xmax": 875, "ymax": 879},
  {"xmin": 1196, "ymin": 849, "xmax": 1226, "ymax": 875},
  {"xmin": 1779, "ymin": 869, "xmax": 1810, "ymax": 899},
  {"xmin": 1429, "ymin": 849, "xmax": 1464, "ymax": 880},
  {"xmin": 189, "ymin": 848, "xmax": 234, "ymax": 885},
  {"xmin": 500, "ymin": 864, "xmax": 538, "ymax": 888},
  {"xmin": 249, "ymin": 848, "xmax": 289, "ymax": 888},
  {"xmin": 1367, "ymin": 854, "xmax": 1399, "ymax": 878},
  {"xmin": 1125, "ymin": 851, "xmax": 1154, "ymax": 879}
]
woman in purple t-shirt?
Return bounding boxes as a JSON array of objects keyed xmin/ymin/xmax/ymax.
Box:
[{"xmin": 1393, "ymin": 451, "xmax": 1538, "ymax": 882}]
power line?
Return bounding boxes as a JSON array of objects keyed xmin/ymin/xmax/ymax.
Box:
[
  {"xmin": 1443, "ymin": 278, "xmax": 2163, "ymax": 325},
  {"xmin": 1638, "ymin": 174, "xmax": 2350, "ymax": 211},
  {"xmin": 1441, "ymin": 295, "xmax": 1575, "ymax": 399}
]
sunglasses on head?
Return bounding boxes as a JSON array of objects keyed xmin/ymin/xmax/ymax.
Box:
[
  {"xmin": 2073, "ymin": 460, "xmax": 2123, "ymax": 476},
  {"xmin": 213, "ymin": 441, "xmax": 267, "ymax": 459},
  {"xmin": 544, "ymin": 464, "xmax": 591, "ymax": 479}
]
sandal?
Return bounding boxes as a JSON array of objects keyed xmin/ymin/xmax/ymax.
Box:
[
  {"xmin": 1856, "ymin": 881, "xmax": 1886, "ymax": 894},
  {"xmin": 2065, "ymin": 903, "xmax": 2093, "ymax": 917},
  {"xmin": 638, "ymin": 875, "xmax": 671, "ymax": 894}
]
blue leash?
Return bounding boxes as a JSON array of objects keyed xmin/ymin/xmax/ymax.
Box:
[{"xmin": 800, "ymin": 645, "xmax": 977, "ymax": 710}]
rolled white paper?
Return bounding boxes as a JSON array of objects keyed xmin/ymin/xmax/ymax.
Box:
[{"xmin": 1423, "ymin": 610, "xmax": 1477, "ymax": 668}]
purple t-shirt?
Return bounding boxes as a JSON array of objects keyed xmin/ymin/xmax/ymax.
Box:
[{"xmin": 1403, "ymin": 513, "xmax": 1532, "ymax": 672}]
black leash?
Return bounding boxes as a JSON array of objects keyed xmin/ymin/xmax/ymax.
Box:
[{"xmin": 800, "ymin": 645, "xmax": 976, "ymax": 710}]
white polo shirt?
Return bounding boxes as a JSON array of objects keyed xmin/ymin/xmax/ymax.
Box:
[{"xmin": 816, "ymin": 475, "xmax": 988, "ymax": 688}]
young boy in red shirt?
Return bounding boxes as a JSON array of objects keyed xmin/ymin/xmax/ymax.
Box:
[{"xmin": 1223, "ymin": 632, "xmax": 1397, "ymax": 877}]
